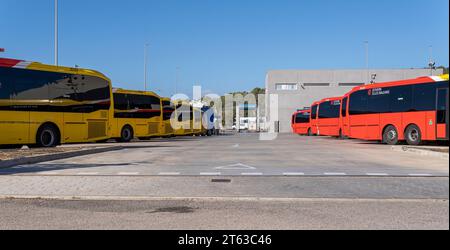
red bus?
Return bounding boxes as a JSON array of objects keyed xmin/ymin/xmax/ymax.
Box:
[
  {"xmin": 291, "ymin": 109, "xmax": 311, "ymax": 135},
  {"xmin": 310, "ymin": 101, "xmax": 320, "ymax": 135},
  {"xmin": 341, "ymin": 74, "xmax": 449, "ymax": 145},
  {"xmin": 316, "ymin": 96, "xmax": 343, "ymax": 137}
]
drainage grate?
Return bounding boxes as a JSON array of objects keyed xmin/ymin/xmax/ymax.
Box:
[{"xmin": 211, "ymin": 178, "xmax": 232, "ymax": 183}]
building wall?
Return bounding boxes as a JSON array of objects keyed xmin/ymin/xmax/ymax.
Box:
[{"xmin": 265, "ymin": 69, "xmax": 444, "ymax": 133}]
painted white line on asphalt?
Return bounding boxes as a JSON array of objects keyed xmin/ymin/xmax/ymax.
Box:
[
  {"xmin": 366, "ymin": 173, "xmax": 389, "ymax": 176},
  {"xmin": 324, "ymin": 172, "xmax": 347, "ymax": 176},
  {"xmin": 117, "ymin": 172, "xmax": 140, "ymax": 176},
  {"xmin": 283, "ymin": 172, "xmax": 305, "ymax": 176},
  {"xmin": 76, "ymin": 172, "xmax": 99, "ymax": 176},
  {"xmin": 241, "ymin": 173, "xmax": 264, "ymax": 176},
  {"xmin": 408, "ymin": 174, "xmax": 433, "ymax": 177},
  {"xmin": 200, "ymin": 172, "xmax": 222, "ymax": 176},
  {"xmin": 158, "ymin": 172, "xmax": 181, "ymax": 176}
]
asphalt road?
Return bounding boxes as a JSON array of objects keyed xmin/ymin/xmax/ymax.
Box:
[
  {"xmin": 0, "ymin": 133, "xmax": 448, "ymax": 229},
  {"xmin": 0, "ymin": 198, "xmax": 448, "ymax": 230}
]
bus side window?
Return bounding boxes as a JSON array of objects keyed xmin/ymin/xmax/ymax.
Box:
[
  {"xmin": 341, "ymin": 97, "xmax": 348, "ymax": 117},
  {"xmin": 390, "ymin": 85, "xmax": 412, "ymax": 113},
  {"xmin": 437, "ymin": 88, "xmax": 448, "ymax": 124},
  {"xmin": 349, "ymin": 90, "xmax": 369, "ymax": 115},
  {"xmin": 413, "ymin": 83, "xmax": 436, "ymax": 111}
]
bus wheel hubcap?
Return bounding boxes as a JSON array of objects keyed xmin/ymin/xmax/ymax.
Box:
[
  {"xmin": 388, "ymin": 130, "xmax": 397, "ymax": 141},
  {"xmin": 41, "ymin": 130, "xmax": 55, "ymax": 146},
  {"xmin": 410, "ymin": 129, "xmax": 418, "ymax": 141},
  {"xmin": 123, "ymin": 130, "xmax": 130, "ymax": 139}
]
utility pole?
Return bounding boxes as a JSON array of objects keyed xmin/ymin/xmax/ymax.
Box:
[
  {"xmin": 429, "ymin": 45, "xmax": 436, "ymax": 76},
  {"xmin": 54, "ymin": 0, "xmax": 59, "ymax": 66},
  {"xmin": 175, "ymin": 66, "xmax": 180, "ymax": 94},
  {"xmin": 364, "ymin": 41, "xmax": 369, "ymax": 84},
  {"xmin": 144, "ymin": 43, "xmax": 149, "ymax": 91}
]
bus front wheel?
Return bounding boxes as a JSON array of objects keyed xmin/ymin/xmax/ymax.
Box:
[
  {"xmin": 36, "ymin": 124, "xmax": 60, "ymax": 148},
  {"xmin": 405, "ymin": 125, "xmax": 422, "ymax": 146},
  {"xmin": 119, "ymin": 126, "xmax": 134, "ymax": 143},
  {"xmin": 383, "ymin": 125, "xmax": 399, "ymax": 145}
]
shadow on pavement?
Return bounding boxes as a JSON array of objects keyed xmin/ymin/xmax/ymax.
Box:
[{"xmin": 0, "ymin": 162, "xmax": 149, "ymax": 175}]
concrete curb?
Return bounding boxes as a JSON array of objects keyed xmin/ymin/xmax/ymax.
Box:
[
  {"xmin": 0, "ymin": 146, "xmax": 124, "ymax": 169},
  {"xmin": 391, "ymin": 146, "xmax": 449, "ymax": 160},
  {"xmin": 0, "ymin": 195, "xmax": 447, "ymax": 202}
]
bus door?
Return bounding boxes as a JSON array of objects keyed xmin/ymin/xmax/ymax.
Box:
[{"xmin": 437, "ymin": 88, "xmax": 449, "ymax": 140}]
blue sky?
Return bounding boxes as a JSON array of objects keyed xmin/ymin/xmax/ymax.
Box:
[{"xmin": 1, "ymin": 0, "xmax": 449, "ymax": 97}]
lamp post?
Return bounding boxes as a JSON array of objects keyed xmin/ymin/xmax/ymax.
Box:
[
  {"xmin": 364, "ymin": 41, "xmax": 369, "ymax": 84},
  {"xmin": 54, "ymin": 0, "xmax": 58, "ymax": 66},
  {"xmin": 144, "ymin": 43, "xmax": 149, "ymax": 91}
]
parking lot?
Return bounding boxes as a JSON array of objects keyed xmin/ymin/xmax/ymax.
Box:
[
  {"xmin": 0, "ymin": 133, "xmax": 448, "ymax": 229},
  {"xmin": 1, "ymin": 133, "xmax": 448, "ymax": 177}
]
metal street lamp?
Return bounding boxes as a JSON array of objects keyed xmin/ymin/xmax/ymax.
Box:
[
  {"xmin": 144, "ymin": 43, "xmax": 149, "ymax": 91},
  {"xmin": 54, "ymin": 0, "xmax": 58, "ymax": 66}
]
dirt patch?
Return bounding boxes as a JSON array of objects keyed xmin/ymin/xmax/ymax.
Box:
[{"xmin": 0, "ymin": 147, "xmax": 88, "ymax": 161}]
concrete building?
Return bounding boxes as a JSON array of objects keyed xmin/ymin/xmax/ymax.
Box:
[{"xmin": 265, "ymin": 69, "xmax": 444, "ymax": 133}]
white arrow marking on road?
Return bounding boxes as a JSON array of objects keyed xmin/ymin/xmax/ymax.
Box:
[{"xmin": 215, "ymin": 163, "xmax": 256, "ymax": 170}]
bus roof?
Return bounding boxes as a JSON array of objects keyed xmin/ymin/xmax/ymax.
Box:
[
  {"xmin": 318, "ymin": 96, "xmax": 342, "ymax": 103},
  {"xmin": 0, "ymin": 57, "xmax": 111, "ymax": 83},
  {"xmin": 113, "ymin": 88, "xmax": 160, "ymax": 97},
  {"xmin": 294, "ymin": 109, "xmax": 310, "ymax": 115},
  {"xmin": 348, "ymin": 75, "xmax": 448, "ymax": 94}
]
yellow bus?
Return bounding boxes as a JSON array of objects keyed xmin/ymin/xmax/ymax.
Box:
[
  {"xmin": 111, "ymin": 88, "xmax": 162, "ymax": 142},
  {"xmin": 172, "ymin": 100, "xmax": 193, "ymax": 136},
  {"xmin": 160, "ymin": 97, "xmax": 175, "ymax": 137},
  {"xmin": 0, "ymin": 57, "xmax": 113, "ymax": 147},
  {"xmin": 192, "ymin": 107, "xmax": 205, "ymax": 136}
]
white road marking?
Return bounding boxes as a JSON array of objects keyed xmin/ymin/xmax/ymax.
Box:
[
  {"xmin": 77, "ymin": 172, "xmax": 99, "ymax": 176},
  {"xmin": 408, "ymin": 174, "xmax": 433, "ymax": 177},
  {"xmin": 283, "ymin": 172, "xmax": 305, "ymax": 176},
  {"xmin": 200, "ymin": 172, "xmax": 222, "ymax": 176},
  {"xmin": 158, "ymin": 172, "xmax": 181, "ymax": 176},
  {"xmin": 117, "ymin": 172, "xmax": 140, "ymax": 176},
  {"xmin": 366, "ymin": 173, "xmax": 389, "ymax": 176},
  {"xmin": 241, "ymin": 173, "xmax": 264, "ymax": 176},
  {"xmin": 324, "ymin": 172, "xmax": 347, "ymax": 176},
  {"xmin": 215, "ymin": 163, "xmax": 256, "ymax": 170}
]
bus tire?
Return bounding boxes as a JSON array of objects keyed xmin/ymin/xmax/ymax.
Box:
[
  {"xmin": 119, "ymin": 125, "xmax": 134, "ymax": 142},
  {"xmin": 405, "ymin": 124, "xmax": 422, "ymax": 146},
  {"xmin": 307, "ymin": 128, "xmax": 313, "ymax": 136},
  {"xmin": 383, "ymin": 125, "xmax": 399, "ymax": 145},
  {"xmin": 36, "ymin": 124, "xmax": 60, "ymax": 148}
]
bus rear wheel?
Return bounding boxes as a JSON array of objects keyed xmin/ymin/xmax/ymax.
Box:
[
  {"xmin": 119, "ymin": 126, "xmax": 134, "ymax": 143},
  {"xmin": 405, "ymin": 125, "xmax": 422, "ymax": 146},
  {"xmin": 36, "ymin": 124, "xmax": 60, "ymax": 148},
  {"xmin": 383, "ymin": 125, "xmax": 399, "ymax": 145}
]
